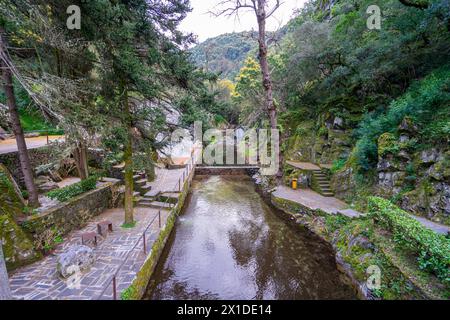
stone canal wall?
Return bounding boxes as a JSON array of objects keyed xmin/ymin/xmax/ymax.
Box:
[
  {"xmin": 269, "ymin": 194, "xmax": 370, "ymax": 300},
  {"xmin": 122, "ymin": 164, "xmax": 196, "ymax": 300},
  {"xmin": 22, "ymin": 181, "xmax": 122, "ymax": 245}
]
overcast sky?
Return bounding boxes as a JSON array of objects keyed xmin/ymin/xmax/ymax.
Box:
[{"xmin": 180, "ymin": 0, "xmax": 307, "ymax": 43}]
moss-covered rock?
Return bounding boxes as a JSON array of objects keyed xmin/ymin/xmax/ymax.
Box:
[
  {"xmin": 0, "ymin": 165, "xmax": 41, "ymax": 270},
  {"xmin": 0, "ymin": 214, "xmax": 41, "ymax": 270},
  {"xmin": 378, "ymin": 133, "xmax": 399, "ymax": 157},
  {"xmin": 0, "ymin": 164, "xmax": 26, "ymax": 219}
]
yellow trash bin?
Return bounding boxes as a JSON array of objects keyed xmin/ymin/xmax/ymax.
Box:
[{"xmin": 291, "ymin": 178, "xmax": 298, "ymax": 190}]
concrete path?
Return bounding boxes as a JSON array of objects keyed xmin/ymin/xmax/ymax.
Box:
[
  {"xmin": 272, "ymin": 185, "xmax": 354, "ymax": 216},
  {"xmin": 0, "ymin": 136, "xmax": 64, "ymax": 154},
  {"xmin": 410, "ymin": 215, "xmax": 450, "ymax": 235},
  {"xmin": 286, "ymin": 161, "xmax": 321, "ymax": 171},
  {"xmin": 272, "ymin": 186, "xmax": 449, "ymax": 235},
  {"xmin": 8, "ymin": 207, "xmax": 170, "ymax": 300},
  {"xmin": 143, "ymin": 167, "xmax": 187, "ymax": 197}
]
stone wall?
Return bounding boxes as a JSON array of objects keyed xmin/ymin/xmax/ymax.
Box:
[
  {"xmin": 22, "ymin": 181, "xmax": 122, "ymax": 241},
  {"xmin": 0, "ymin": 146, "xmax": 53, "ymax": 188}
]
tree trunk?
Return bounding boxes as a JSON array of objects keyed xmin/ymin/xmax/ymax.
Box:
[
  {"xmin": 255, "ymin": 0, "xmax": 282, "ymax": 177},
  {"xmin": 73, "ymin": 142, "xmax": 89, "ymax": 180},
  {"xmin": 0, "ymin": 244, "xmax": 12, "ymax": 300},
  {"xmin": 256, "ymin": 0, "xmax": 277, "ymax": 130},
  {"xmin": 0, "ymin": 28, "xmax": 40, "ymax": 208},
  {"xmin": 123, "ymin": 87, "xmax": 134, "ymax": 225}
]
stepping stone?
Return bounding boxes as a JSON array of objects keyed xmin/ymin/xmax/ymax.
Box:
[{"xmin": 144, "ymin": 190, "xmax": 160, "ymax": 198}]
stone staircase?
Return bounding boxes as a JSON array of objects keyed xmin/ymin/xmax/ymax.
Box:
[
  {"xmin": 136, "ymin": 192, "xmax": 180, "ymax": 210},
  {"xmin": 311, "ymin": 169, "xmax": 334, "ymax": 197}
]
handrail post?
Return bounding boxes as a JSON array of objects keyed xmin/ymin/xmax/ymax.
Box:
[
  {"xmin": 142, "ymin": 233, "xmax": 146, "ymax": 254},
  {"xmin": 112, "ymin": 276, "xmax": 117, "ymax": 300},
  {"xmin": 158, "ymin": 210, "xmax": 161, "ymax": 228}
]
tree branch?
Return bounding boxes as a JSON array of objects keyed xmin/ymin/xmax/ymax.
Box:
[{"xmin": 398, "ymin": 0, "xmax": 429, "ymax": 9}]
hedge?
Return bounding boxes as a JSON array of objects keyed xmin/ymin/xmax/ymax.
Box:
[
  {"xmin": 368, "ymin": 197, "xmax": 450, "ymax": 283},
  {"xmin": 47, "ymin": 175, "xmax": 98, "ymax": 202}
]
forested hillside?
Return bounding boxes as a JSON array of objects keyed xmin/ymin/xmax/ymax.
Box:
[{"xmin": 190, "ymin": 31, "xmax": 257, "ymax": 80}]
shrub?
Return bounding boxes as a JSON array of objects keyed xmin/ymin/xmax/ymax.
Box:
[
  {"xmin": 378, "ymin": 133, "xmax": 399, "ymax": 157},
  {"xmin": 330, "ymin": 158, "xmax": 347, "ymax": 174},
  {"xmin": 47, "ymin": 175, "xmax": 98, "ymax": 202},
  {"xmin": 354, "ymin": 66, "xmax": 450, "ymax": 173},
  {"xmin": 368, "ymin": 197, "xmax": 450, "ymax": 283}
]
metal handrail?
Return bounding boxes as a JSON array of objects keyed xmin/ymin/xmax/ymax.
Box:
[{"xmin": 97, "ymin": 151, "xmax": 196, "ymax": 300}]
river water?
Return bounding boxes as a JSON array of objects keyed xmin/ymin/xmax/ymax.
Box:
[{"xmin": 145, "ymin": 176, "xmax": 356, "ymax": 300}]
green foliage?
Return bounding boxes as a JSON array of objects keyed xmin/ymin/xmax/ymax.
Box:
[
  {"xmin": 378, "ymin": 133, "xmax": 399, "ymax": 157},
  {"xmin": 330, "ymin": 158, "xmax": 347, "ymax": 174},
  {"xmin": 46, "ymin": 175, "xmax": 98, "ymax": 202},
  {"xmin": 121, "ymin": 221, "xmax": 137, "ymax": 229},
  {"xmin": 31, "ymin": 225, "xmax": 64, "ymax": 253},
  {"xmin": 18, "ymin": 107, "xmax": 56, "ymax": 133},
  {"xmin": 354, "ymin": 66, "xmax": 450, "ymax": 172},
  {"xmin": 120, "ymin": 285, "xmax": 136, "ymax": 300},
  {"xmin": 368, "ymin": 197, "xmax": 450, "ymax": 283}
]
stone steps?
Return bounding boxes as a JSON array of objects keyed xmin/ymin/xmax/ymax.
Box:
[
  {"xmin": 138, "ymin": 200, "xmax": 175, "ymax": 209},
  {"xmin": 158, "ymin": 192, "xmax": 181, "ymax": 204},
  {"xmin": 312, "ymin": 169, "xmax": 334, "ymax": 197}
]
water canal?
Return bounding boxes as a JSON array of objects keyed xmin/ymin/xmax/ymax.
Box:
[{"xmin": 145, "ymin": 175, "xmax": 356, "ymax": 300}]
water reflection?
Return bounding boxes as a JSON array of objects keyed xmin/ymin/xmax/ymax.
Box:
[{"xmin": 145, "ymin": 176, "xmax": 356, "ymax": 300}]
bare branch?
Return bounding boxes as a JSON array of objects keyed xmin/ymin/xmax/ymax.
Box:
[
  {"xmin": 266, "ymin": 0, "xmax": 283, "ymax": 19},
  {"xmin": 210, "ymin": 0, "xmax": 257, "ymax": 18}
]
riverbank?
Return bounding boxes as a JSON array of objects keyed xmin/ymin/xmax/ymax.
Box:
[{"xmin": 251, "ymin": 173, "xmax": 449, "ymax": 300}]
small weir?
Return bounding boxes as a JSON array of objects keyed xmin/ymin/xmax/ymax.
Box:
[{"xmin": 144, "ymin": 175, "xmax": 356, "ymax": 300}]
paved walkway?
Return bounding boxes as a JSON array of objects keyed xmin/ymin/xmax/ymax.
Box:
[
  {"xmin": 272, "ymin": 185, "xmax": 353, "ymax": 216},
  {"xmin": 8, "ymin": 207, "xmax": 170, "ymax": 300},
  {"xmin": 143, "ymin": 167, "xmax": 187, "ymax": 197},
  {"xmin": 272, "ymin": 186, "xmax": 449, "ymax": 235},
  {"xmin": 410, "ymin": 215, "xmax": 450, "ymax": 235},
  {"xmin": 0, "ymin": 136, "xmax": 64, "ymax": 154},
  {"xmin": 286, "ymin": 161, "xmax": 321, "ymax": 171}
]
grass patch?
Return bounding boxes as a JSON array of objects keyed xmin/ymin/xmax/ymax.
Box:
[
  {"xmin": 121, "ymin": 221, "xmax": 137, "ymax": 229},
  {"xmin": 46, "ymin": 175, "xmax": 98, "ymax": 202}
]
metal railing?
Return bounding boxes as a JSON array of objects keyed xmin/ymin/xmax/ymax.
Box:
[{"xmin": 97, "ymin": 151, "xmax": 197, "ymax": 300}]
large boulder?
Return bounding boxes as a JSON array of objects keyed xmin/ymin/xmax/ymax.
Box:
[{"xmin": 57, "ymin": 245, "xmax": 95, "ymax": 278}]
